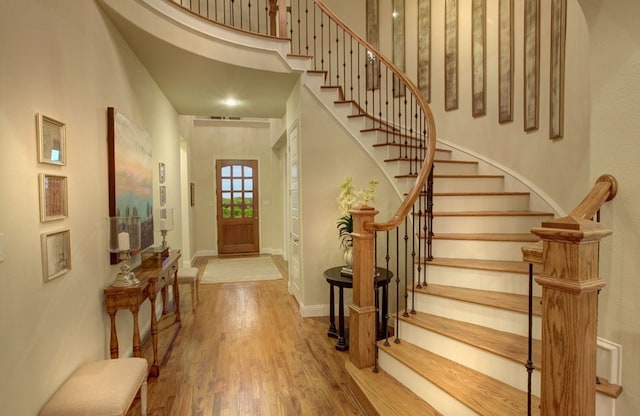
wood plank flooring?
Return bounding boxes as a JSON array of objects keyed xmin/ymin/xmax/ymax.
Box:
[{"xmin": 127, "ymin": 256, "xmax": 363, "ymax": 416}]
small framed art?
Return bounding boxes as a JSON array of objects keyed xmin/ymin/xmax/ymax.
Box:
[
  {"xmin": 41, "ymin": 229, "xmax": 71, "ymax": 281},
  {"xmin": 190, "ymin": 182, "xmax": 195, "ymax": 207},
  {"xmin": 39, "ymin": 173, "xmax": 68, "ymax": 222},
  {"xmin": 160, "ymin": 185, "xmax": 166, "ymax": 207},
  {"xmin": 37, "ymin": 113, "xmax": 66, "ymax": 165},
  {"xmin": 159, "ymin": 162, "xmax": 166, "ymax": 183}
]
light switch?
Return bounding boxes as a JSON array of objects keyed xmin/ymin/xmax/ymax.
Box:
[{"xmin": 0, "ymin": 233, "xmax": 5, "ymax": 263}]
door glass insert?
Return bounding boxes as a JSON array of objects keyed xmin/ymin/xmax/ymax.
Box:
[{"xmin": 220, "ymin": 163, "xmax": 256, "ymax": 219}]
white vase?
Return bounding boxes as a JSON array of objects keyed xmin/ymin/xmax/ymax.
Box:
[{"xmin": 343, "ymin": 247, "xmax": 353, "ymax": 268}]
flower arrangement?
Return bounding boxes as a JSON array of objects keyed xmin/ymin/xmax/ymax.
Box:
[{"xmin": 336, "ymin": 177, "xmax": 378, "ymax": 249}]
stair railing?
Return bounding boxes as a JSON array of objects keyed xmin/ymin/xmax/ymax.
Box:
[
  {"xmin": 522, "ymin": 174, "xmax": 618, "ymax": 416},
  {"xmin": 168, "ymin": 0, "xmax": 437, "ymax": 369},
  {"xmin": 286, "ymin": 0, "xmax": 437, "ymax": 369}
]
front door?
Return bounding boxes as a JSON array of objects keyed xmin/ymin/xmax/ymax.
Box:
[{"xmin": 216, "ymin": 160, "xmax": 259, "ymax": 255}]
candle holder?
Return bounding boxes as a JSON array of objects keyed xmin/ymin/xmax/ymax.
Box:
[
  {"xmin": 108, "ymin": 216, "xmax": 141, "ymax": 287},
  {"xmin": 154, "ymin": 208, "xmax": 174, "ymax": 248}
]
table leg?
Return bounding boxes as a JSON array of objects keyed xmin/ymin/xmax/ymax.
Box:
[
  {"xmin": 327, "ymin": 284, "xmax": 337, "ymax": 338},
  {"xmin": 149, "ymin": 291, "xmax": 160, "ymax": 377},
  {"xmin": 173, "ymin": 268, "xmax": 181, "ymax": 325},
  {"xmin": 336, "ymin": 286, "xmax": 348, "ymax": 351},
  {"xmin": 108, "ymin": 311, "xmax": 119, "ymax": 359},
  {"xmin": 131, "ymin": 308, "xmax": 141, "ymax": 358}
]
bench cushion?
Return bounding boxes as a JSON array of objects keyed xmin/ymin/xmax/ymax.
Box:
[{"xmin": 40, "ymin": 358, "xmax": 147, "ymax": 416}]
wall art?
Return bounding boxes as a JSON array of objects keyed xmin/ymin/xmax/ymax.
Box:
[
  {"xmin": 498, "ymin": 0, "xmax": 513, "ymax": 123},
  {"xmin": 39, "ymin": 173, "xmax": 68, "ymax": 222},
  {"xmin": 524, "ymin": 0, "xmax": 540, "ymax": 131},
  {"xmin": 41, "ymin": 229, "xmax": 71, "ymax": 282},
  {"xmin": 472, "ymin": 0, "xmax": 486, "ymax": 117},
  {"xmin": 550, "ymin": 0, "xmax": 566, "ymax": 139},
  {"xmin": 37, "ymin": 113, "xmax": 66, "ymax": 166},
  {"xmin": 444, "ymin": 0, "xmax": 458, "ymax": 111},
  {"xmin": 107, "ymin": 107, "xmax": 154, "ymax": 264},
  {"xmin": 418, "ymin": 0, "xmax": 431, "ymax": 102},
  {"xmin": 366, "ymin": 0, "xmax": 380, "ymax": 90},
  {"xmin": 393, "ymin": 0, "xmax": 406, "ymax": 97}
]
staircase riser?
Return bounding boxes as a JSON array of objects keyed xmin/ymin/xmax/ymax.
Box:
[
  {"xmin": 433, "ymin": 194, "xmax": 530, "ymax": 212},
  {"xmin": 432, "ymin": 240, "xmax": 534, "ymax": 262},
  {"xmin": 434, "ymin": 177, "xmax": 504, "ymax": 193},
  {"xmin": 412, "ymin": 292, "xmax": 542, "ymax": 339},
  {"xmin": 378, "ymin": 352, "xmax": 478, "ymax": 416},
  {"xmin": 433, "ymin": 215, "xmax": 551, "ymax": 234},
  {"xmin": 433, "ymin": 162, "xmax": 479, "ymax": 175},
  {"xmin": 397, "ymin": 320, "xmax": 542, "ymax": 396},
  {"xmin": 423, "ymin": 265, "xmax": 543, "ymax": 297}
]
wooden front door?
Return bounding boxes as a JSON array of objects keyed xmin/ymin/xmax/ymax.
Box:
[{"xmin": 216, "ymin": 160, "xmax": 259, "ymax": 255}]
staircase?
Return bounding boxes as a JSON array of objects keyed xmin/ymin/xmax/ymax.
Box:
[{"xmin": 112, "ymin": 1, "xmax": 621, "ymax": 414}]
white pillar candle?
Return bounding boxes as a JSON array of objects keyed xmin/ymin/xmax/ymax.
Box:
[
  {"xmin": 118, "ymin": 231, "xmax": 130, "ymax": 251},
  {"xmin": 159, "ymin": 219, "xmax": 166, "ymax": 230}
]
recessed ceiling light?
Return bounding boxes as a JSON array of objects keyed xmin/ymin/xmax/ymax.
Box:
[{"xmin": 223, "ymin": 98, "xmax": 239, "ymax": 107}]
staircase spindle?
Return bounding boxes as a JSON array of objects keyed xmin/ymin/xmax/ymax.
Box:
[
  {"xmin": 526, "ymin": 262, "xmax": 534, "ymax": 416},
  {"xmin": 394, "ymin": 228, "xmax": 400, "ymax": 344},
  {"xmin": 402, "ymin": 218, "xmax": 409, "ymax": 318}
]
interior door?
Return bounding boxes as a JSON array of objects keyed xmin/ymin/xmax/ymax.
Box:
[
  {"xmin": 216, "ymin": 160, "xmax": 259, "ymax": 255},
  {"xmin": 288, "ymin": 122, "xmax": 302, "ymax": 300}
]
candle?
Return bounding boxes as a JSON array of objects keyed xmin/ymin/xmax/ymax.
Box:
[
  {"xmin": 118, "ymin": 231, "xmax": 130, "ymax": 251},
  {"xmin": 159, "ymin": 219, "xmax": 166, "ymax": 230}
]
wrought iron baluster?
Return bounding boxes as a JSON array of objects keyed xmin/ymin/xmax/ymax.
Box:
[{"xmin": 526, "ymin": 262, "xmax": 534, "ymax": 416}]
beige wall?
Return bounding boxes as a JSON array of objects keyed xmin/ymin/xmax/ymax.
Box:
[
  {"xmin": 579, "ymin": 0, "xmax": 640, "ymax": 413},
  {"xmin": 189, "ymin": 120, "xmax": 283, "ymax": 256},
  {"xmin": 0, "ymin": 1, "xmax": 182, "ymax": 414}
]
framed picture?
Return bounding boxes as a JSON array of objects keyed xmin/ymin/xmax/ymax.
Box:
[
  {"xmin": 107, "ymin": 108, "xmax": 154, "ymax": 264},
  {"xmin": 498, "ymin": 0, "xmax": 514, "ymax": 123},
  {"xmin": 37, "ymin": 113, "xmax": 66, "ymax": 165},
  {"xmin": 524, "ymin": 0, "xmax": 540, "ymax": 131},
  {"xmin": 471, "ymin": 0, "xmax": 486, "ymax": 117},
  {"xmin": 41, "ymin": 229, "xmax": 71, "ymax": 282},
  {"xmin": 160, "ymin": 185, "xmax": 166, "ymax": 207},
  {"xmin": 418, "ymin": 0, "xmax": 431, "ymax": 102},
  {"xmin": 190, "ymin": 182, "xmax": 195, "ymax": 207},
  {"xmin": 549, "ymin": 0, "xmax": 566, "ymax": 139},
  {"xmin": 444, "ymin": 0, "xmax": 458, "ymax": 111},
  {"xmin": 39, "ymin": 173, "xmax": 68, "ymax": 222},
  {"xmin": 159, "ymin": 162, "xmax": 166, "ymax": 183}
]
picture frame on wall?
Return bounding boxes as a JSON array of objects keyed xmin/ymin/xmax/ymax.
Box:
[
  {"xmin": 190, "ymin": 182, "xmax": 195, "ymax": 207},
  {"xmin": 160, "ymin": 185, "xmax": 166, "ymax": 207},
  {"xmin": 37, "ymin": 113, "xmax": 66, "ymax": 166},
  {"xmin": 498, "ymin": 0, "xmax": 514, "ymax": 123},
  {"xmin": 159, "ymin": 162, "xmax": 165, "ymax": 183},
  {"xmin": 444, "ymin": 0, "xmax": 459, "ymax": 111},
  {"xmin": 39, "ymin": 173, "xmax": 68, "ymax": 222},
  {"xmin": 41, "ymin": 229, "xmax": 71, "ymax": 282}
]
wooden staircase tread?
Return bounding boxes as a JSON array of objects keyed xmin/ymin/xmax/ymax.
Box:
[
  {"xmin": 373, "ymin": 142, "xmax": 425, "ymax": 150},
  {"xmin": 398, "ymin": 311, "xmax": 542, "ymax": 367},
  {"xmin": 415, "ymin": 284, "xmax": 542, "ymax": 316},
  {"xmin": 345, "ymin": 361, "xmax": 443, "ymax": 416},
  {"xmin": 432, "ymin": 191, "xmax": 530, "ymax": 196},
  {"xmin": 433, "ymin": 210, "xmax": 554, "ymax": 217},
  {"xmin": 423, "ymin": 258, "xmax": 541, "ymax": 274},
  {"xmin": 385, "ymin": 158, "xmax": 475, "ymax": 165},
  {"xmin": 378, "ymin": 340, "xmax": 540, "ymax": 416},
  {"xmin": 434, "ymin": 174, "xmax": 504, "ymax": 178},
  {"xmin": 429, "ymin": 233, "xmax": 540, "ymax": 242}
]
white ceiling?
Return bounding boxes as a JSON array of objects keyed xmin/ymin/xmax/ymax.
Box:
[{"xmin": 102, "ymin": 6, "xmax": 300, "ymax": 119}]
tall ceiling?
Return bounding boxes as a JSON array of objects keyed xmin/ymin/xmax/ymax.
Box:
[{"xmin": 102, "ymin": 5, "xmax": 300, "ymax": 119}]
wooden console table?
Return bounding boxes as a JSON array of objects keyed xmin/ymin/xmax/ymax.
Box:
[{"xmin": 104, "ymin": 250, "xmax": 181, "ymax": 377}]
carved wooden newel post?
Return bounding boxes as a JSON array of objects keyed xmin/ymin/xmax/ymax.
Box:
[
  {"xmin": 349, "ymin": 205, "xmax": 378, "ymax": 368},
  {"xmin": 532, "ymin": 217, "xmax": 611, "ymax": 416}
]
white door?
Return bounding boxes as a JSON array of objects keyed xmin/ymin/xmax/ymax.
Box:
[{"xmin": 288, "ymin": 121, "xmax": 302, "ymax": 301}]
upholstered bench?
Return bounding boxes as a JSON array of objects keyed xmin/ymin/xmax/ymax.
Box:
[
  {"xmin": 173, "ymin": 267, "xmax": 200, "ymax": 312},
  {"xmin": 40, "ymin": 357, "xmax": 148, "ymax": 416}
]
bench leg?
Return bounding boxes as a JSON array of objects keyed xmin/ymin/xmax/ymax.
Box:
[{"xmin": 140, "ymin": 380, "xmax": 148, "ymax": 416}]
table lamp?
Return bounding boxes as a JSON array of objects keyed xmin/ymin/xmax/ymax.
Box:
[{"xmin": 108, "ymin": 216, "xmax": 141, "ymax": 287}]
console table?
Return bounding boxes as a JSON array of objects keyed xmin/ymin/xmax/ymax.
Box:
[
  {"xmin": 324, "ymin": 266, "xmax": 393, "ymax": 351},
  {"xmin": 104, "ymin": 250, "xmax": 181, "ymax": 377}
]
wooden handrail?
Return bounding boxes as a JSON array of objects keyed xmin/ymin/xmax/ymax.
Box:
[
  {"xmin": 311, "ymin": 0, "xmax": 437, "ymax": 233},
  {"xmin": 569, "ymin": 173, "xmax": 618, "ymax": 220}
]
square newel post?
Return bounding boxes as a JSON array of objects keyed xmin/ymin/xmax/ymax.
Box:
[
  {"xmin": 348, "ymin": 205, "xmax": 378, "ymax": 369},
  {"xmin": 532, "ymin": 216, "xmax": 611, "ymax": 416}
]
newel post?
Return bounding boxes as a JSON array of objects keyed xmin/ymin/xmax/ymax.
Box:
[
  {"xmin": 532, "ymin": 217, "xmax": 611, "ymax": 416},
  {"xmin": 349, "ymin": 205, "xmax": 378, "ymax": 368}
]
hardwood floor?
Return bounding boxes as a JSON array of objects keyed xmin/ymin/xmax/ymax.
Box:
[{"xmin": 127, "ymin": 256, "xmax": 363, "ymax": 416}]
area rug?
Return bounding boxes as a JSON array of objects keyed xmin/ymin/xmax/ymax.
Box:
[{"xmin": 201, "ymin": 256, "xmax": 283, "ymax": 284}]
